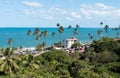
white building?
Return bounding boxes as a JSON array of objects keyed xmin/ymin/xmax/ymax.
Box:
[{"xmin": 63, "ymin": 37, "xmax": 78, "ymax": 49}]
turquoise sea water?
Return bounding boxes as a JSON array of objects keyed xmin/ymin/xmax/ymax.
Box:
[{"xmin": 0, "ymin": 28, "xmax": 116, "ymax": 48}]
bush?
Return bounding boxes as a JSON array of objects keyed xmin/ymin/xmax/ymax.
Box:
[
  {"xmin": 107, "ymin": 62, "xmax": 120, "ymax": 74},
  {"xmin": 114, "ymin": 47, "xmax": 120, "ymax": 57},
  {"xmin": 93, "ymin": 51, "xmax": 119, "ymax": 63},
  {"xmin": 91, "ymin": 37, "xmax": 119, "ymax": 52},
  {"xmin": 68, "ymin": 60, "xmax": 88, "ymax": 77},
  {"xmin": 41, "ymin": 50, "xmax": 72, "ymax": 64},
  {"xmin": 71, "ymin": 42, "xmax": 81, "ymax": 49}
]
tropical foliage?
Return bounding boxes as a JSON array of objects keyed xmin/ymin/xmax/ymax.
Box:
[{"xmin": 0, "ymin": 37, "xmax": 120, "ymax": 78}]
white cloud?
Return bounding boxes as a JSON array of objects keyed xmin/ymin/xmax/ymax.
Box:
[
  {"xmin": 22, "ymin": 1, "xmax": 43, "ymax": 7},
  {"xmin": 50, "ymin": 6, "xmax": 68, "ymax": 15},
  {"xmin": 70, "ymin": 12, "xmax": 81, "ymax": 19},
  {"xmin": 22, "ymin": 6, "xmax": 69, "ymax": 20},
  {"xmin": 66, "ymin": 17, "xmax": 73, "ymax": 21},
  {"xmin": 95, "ymin": 3, "xmax": 111, "ymax": 10},
  {"xmin": 22, "ymin": 2, "xmax": 120, "ymax": 23},
  {"xmin": 42, "ymin": 15, "xmax": 54, "ymax": 20},
  {"xmin": 80, "ymin": 3, "xmax": 120, "ymax": 20}
]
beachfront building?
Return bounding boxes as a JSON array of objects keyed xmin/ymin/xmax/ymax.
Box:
[{"xmin": 63, "ymin": 37, "xmax": 78, "ymax": 49}]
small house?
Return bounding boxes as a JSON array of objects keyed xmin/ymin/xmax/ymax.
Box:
[{"xmin": 63, "ymin": 37, "xmax": 78, "ymax": 49}]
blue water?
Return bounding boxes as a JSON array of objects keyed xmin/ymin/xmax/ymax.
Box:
[{"xmin": 0, "ymin": 28, "xmax": 116, "ymax": 48}]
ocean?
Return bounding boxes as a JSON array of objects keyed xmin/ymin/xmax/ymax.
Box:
[{"xmin": 0, "ymin": 28, "xmax": 116, "ymax": 48}]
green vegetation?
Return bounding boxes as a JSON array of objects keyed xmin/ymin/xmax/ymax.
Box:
[
  {"xmin": 91, "ymin": 37, "xmax": 119, "ymax": 52},
  {"xmin": 0, "ymin": 37, "xmax": 120, "ymax": 78},
  {"xmin": 71, "ymin": 42, "xmax": 81, "ymax": 49}
]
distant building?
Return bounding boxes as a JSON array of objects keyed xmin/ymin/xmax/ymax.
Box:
[{"xmin": 63, "ymin": 37, "xmax": 78, "ymax": 48}]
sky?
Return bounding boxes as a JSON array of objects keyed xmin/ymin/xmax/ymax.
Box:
[{"xmin": 0, "ymin": 0, "xmax": 120, "ymax": 28}]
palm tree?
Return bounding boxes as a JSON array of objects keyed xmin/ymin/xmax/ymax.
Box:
[
  {"xmin": 76, "ymin": 24, "xmax": 79, "ymax": 29},
  {"xmin": 88, "ymin": 33, "xmax": 94, "ymax": 41},
  {"xmin": 20, "ymin": 54, "xmax": 39, "ymax": 74},
  {"xmin": 57, "ymin": 23, "xmax": 60, "ymax": 27},
  {"xmin": 33, "ymin": 28, "xmax": 40, "ymax": 36},
  {"xmin": 51, "ymin": 32, "xmax": 55, "ymax": 45},
  {"xmin": 26, "ymin": 29, "xmax": 32, "ymax": 35},
  {"xmin": 0, "ymin": 48, "xmax": 19, "ymax": 76},
  {"xmin": 88, "ymin": 33, "xmax": 91, "ymax": 36},
  {"xmin": 32, "ymin": 28, "xmax": 41, "ymax": 46},
  {"xmin": 19, "ymin": 46, "xmax": 23, "ymax": 50},
  {"xmin": 73, "ymin": 28, "xmax": 78, "ymax": 38},
  {"xmin": 26, "ymin": 29, "xmax": 32, "ymax": 47},
  {"xmin": 90, "ymin": 35, "xmax": 93, "ymax": 39},
  {"xmin": 57, "ymin": 24, "xmax": 64, "ymax": 44},
  {"xmin": 43, "ymin": 30, "xmax": 48, "ymax": 45},
  {"xmin": 68, "ymin": 25, "xmax": 72, "ymax": 29},
  {"xmin": 100, "ymin": 22, "xmax": 103, "ymax": 26},
  {"xmin": 35, "ymin": 36, "xmax": 40, "ymax": 41},
  {"xmin": 39, "ymin": 31, "xmax": 43, "ymax": 37},
  {"xmin": 104, "ymin": 25, "xmax": 109, "ymax": 36},
  {"xmin": 76, "ymin": 24, "xmax": 79, "ymax": 39},
  {"xmin": 36, "ymin": 44, "xmax": 43, "ymax": 51},
  {"xmin": 51, "ymin": 32, "xmax": 55, "ymax": 38},
  {"xmin": 113, "ymin": 27, "xmax": 120, "ymax": 38},
  {"xmin": 7, "ymin": 38, "xmax": 12, "ymax": 45},
  {"xmin": 41, "ymin": 42, "xmax": 46, "ymax": 50},
  {"xmin": 27, "ymin": 54, "xmax": 39, "ymax": 70},
  {"xmin": 97, "ymin": 30, "xmax": 102, "ymax": 39}
]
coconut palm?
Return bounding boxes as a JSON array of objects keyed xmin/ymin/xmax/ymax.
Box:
[
  {"xmin": 113, "ymin": 27, "xmax": 120, "ymax": 38},
  {"xmin": 76, "ymin": 24, "xmax": 79, "ymax": 39},
  {"xmin": 97, "ymin": 30, "xmax": 102, "ymax": 39},
  {"xmin": 51, "ymin": 32, "xmax": 55, "ymax": 38},
  {"xmin": 39, "ymin": 31, "xmax": 44, "ymax": 37},
  {"xmin": 7, "ymin": 38, "xmax": 12, "ymax": 45},
  {"xmin": 43, "ymin": 30, "xmax": 48, "ymax": 45},
  {"xmin": 26, "ymin": 29, "xmax": 32, "ymax": 35},
  {"xmin": 57, "ymin": 23, "xmax": 60, "ymax": 27},
  {"xmin": 19, "ymin": 46, "xmax": 23, "ymax": 50},
  {"xmin": 36, "ymin": 44, "xmax": 43, "ymax": 51},
  {"xmin": 88, "ymin": 33, "xmax": 91, "ymax": 36},
  {"xmin": 20, "ymin": 54, "xmax": 39, "ymax": 74},
  {"xmin": 76, "ymin": 24, "xmax": 79, "ymax": 29},
  {"xmin": 57, "ymin": 24, "xmax": 64, "ymax": 44},
  {"xmin": 68, "ymin": 25, "xmax": 72, "ymax": 29},
  {"xmin": 51, "ymin": 32, "xmax": 55, "ymax": 45},
  {"xmin": 32, "ymin": 28, "xmax": 41, "ymax": 45},
  {"xmin": 35, "ymin": 36, "xmax": 40, "ymax": 41},
  {"xmin": 0, "ymin": 48, "xmax": 19, "ymax": 76},
  {"xmin": 73, "ymin": 28, "xmax": 78, "ymax": 38},
  {"xmin": 104, "ymin": 25, "xmax": 109, "ymax": 36},
  {"xmin": 27, "ymin": 54, "xmax": 39, "ymax": 70},
  {"xmin": 41, "ymin": 42, "xmax": 46, "ymax": 50},
  {"xmin": 90, "ymin": 35, "xmax": 93, "ymax": 40},
  {"xmin": 88, "ymin": 33, "xmax": 94, "ymax": 40},
  {"xmin": 33, "ymin": 28, "xmax": 40, "ymax": 36},
  {"xmin": 100, "ymin": 22, "xmax": 103, "ymax": 26}
]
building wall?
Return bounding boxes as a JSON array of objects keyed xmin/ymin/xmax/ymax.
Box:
[{"xmin": 64, "ymin": 39, "xmax": 77, "ymax": 48}]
